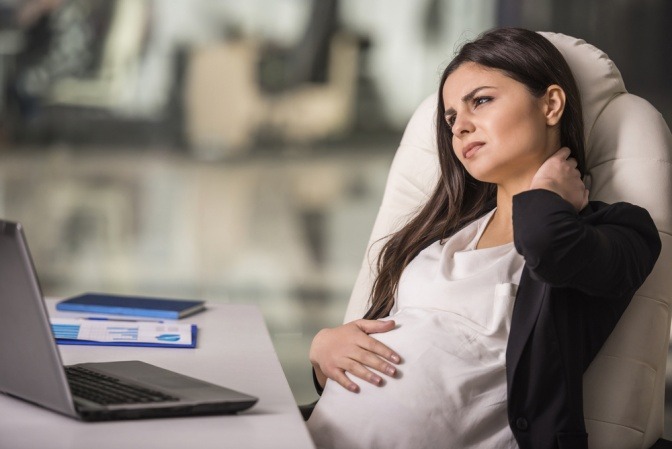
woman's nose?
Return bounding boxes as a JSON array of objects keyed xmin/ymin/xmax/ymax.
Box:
[{"xmin": 452, "ymin": 113, "xmax": 475, "ymax": 136}]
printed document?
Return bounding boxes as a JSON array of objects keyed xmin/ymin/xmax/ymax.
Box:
[{"xmin": 50, "ymin": 318, "xmax": 194, "ymax": 346}]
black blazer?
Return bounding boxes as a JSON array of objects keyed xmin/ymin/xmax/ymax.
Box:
[{"xmin": 507, "ymin": 189, "xmax": 661, "ymax": 449}]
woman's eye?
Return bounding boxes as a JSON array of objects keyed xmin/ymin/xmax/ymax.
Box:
[
  {"xmin": 445, "ymin": 115, "xmax": 456, "ymax": 129},
  {"xmin": 473, "ymin": 96, "xmax": 492, "ymax": 107}
]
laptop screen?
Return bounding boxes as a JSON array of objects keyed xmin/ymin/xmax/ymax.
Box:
[{"xmin": 0, "ymin": 220, "xmax": 77, "ymax": 417}]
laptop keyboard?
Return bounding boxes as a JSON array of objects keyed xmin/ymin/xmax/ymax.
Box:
[{"xmin": 65, "ymin": 366, "xmax": 179, "ymax": 405}]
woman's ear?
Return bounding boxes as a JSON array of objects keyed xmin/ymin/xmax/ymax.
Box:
[{"xmin": 543, "ymin": 84, "xmax": 566, "ymax": 126}]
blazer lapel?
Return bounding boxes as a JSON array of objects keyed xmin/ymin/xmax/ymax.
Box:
[{"xmin": 506, "ymin": 267, "xmax": 548, "ymax": 390}]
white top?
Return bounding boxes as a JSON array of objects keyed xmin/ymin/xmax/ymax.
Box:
[{"xmin": 308, "ymin": 209, "xmax": 524, "ymax": 449}]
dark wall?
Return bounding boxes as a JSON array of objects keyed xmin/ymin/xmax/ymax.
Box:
[{"xmin": 498, "ymin": 0, "xmax": 672, "ymax": 121}]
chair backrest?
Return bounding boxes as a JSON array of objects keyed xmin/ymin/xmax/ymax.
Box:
[{"xmin": 344, "ymin": 32, "xmax": 672, "ymax": 448}]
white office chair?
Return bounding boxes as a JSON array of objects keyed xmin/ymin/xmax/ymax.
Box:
[{"xmin": 342, "ymin": 32, "xmax": 672, "ymax": 448}]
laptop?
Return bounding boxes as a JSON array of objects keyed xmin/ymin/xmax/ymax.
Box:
[{"xmin": 0, "ymin": 219, "xmax": 258, "ymax": 421}]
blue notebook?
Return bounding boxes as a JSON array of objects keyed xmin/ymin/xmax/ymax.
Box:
[{"xmin": 56, "ymin": 293, "xmax": 206, "ymax": 320}]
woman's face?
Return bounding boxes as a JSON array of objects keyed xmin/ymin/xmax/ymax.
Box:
[{"xmin": 442, "ymin": 62, "xmax": 558, "ymax": 188}]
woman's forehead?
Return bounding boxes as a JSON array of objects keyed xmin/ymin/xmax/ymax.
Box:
[
  {"xmin": 442, "ymin": 64, "xmax": 518, "ymax": 104},
  {"xmin": 444, "ymin": 63, "xmax": 505, "ymax": 92}
]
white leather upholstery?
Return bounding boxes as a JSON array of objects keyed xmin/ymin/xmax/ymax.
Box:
[{"xmin": 344, "ymin": 32, "xmax": 672, "ymax": 448}]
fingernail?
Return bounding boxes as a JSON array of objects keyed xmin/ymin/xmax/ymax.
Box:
[
  {"xmin": 371, "ymin": 375, "xmax": 382, "ymax": 385},
  {"xmin": 386, "ymin": 366, "xmax": 396, "ymax": 376},
  {"xmin": 390, "ymin": 354, "xmax": 400, "ymax": 363},
  {"xmin": 348, "ymin": 384, "xmax": 358, "ymax": 393}
]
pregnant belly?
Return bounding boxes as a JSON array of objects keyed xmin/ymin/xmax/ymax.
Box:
[{"xmin": 307, "ymin": 308, "xmax": 514, "ymax": 449}]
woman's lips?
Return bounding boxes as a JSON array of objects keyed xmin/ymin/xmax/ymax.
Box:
[{"xmin": 462, "ymin": 142, "xmax": 485, "ymax": 159}]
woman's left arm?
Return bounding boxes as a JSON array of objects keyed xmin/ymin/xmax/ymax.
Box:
[{"xmin": 512, "ymin": 188, "xmax": 661, "ymax": 297}]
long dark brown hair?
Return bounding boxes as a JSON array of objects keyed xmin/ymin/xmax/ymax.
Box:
[{"xmin": 364, "ymin": 28, "xmax": 585, "ymax": 320}]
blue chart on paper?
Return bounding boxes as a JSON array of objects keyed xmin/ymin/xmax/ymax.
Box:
[
  {"xmin": 156, "ymin": 334, "xmax": 181, "ymax": 342},
  {"xmin": 50, "ymin": 323, "xmax": 139, "ymax": 342},
  {"xmin": 51, "ymin": 323, "xmax": 81, "ymax": 339},
  {"xmin": 49, "ymin": 318, "xmax": 196, "ymax": 347}
]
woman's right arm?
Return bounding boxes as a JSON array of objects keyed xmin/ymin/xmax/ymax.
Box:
[{"xmin": 309, "ymin": 319, "xmax": 401, "ymax": 393}]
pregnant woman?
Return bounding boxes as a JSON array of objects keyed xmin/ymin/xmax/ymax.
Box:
[{"xmin": 306, "ymin": 28, "xmax": 661, "ymax": 449}]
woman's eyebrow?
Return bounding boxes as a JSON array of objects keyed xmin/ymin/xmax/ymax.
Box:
[{"xmin": 444, "ymin": 86, "xmax": 495, "ymax": 116}]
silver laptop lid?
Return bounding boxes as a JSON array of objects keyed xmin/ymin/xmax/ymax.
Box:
[{"xmin": 0, "ymin": 220, "xmax": 77, "ymax": 417}]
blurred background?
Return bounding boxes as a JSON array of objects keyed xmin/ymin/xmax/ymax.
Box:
[{"xmin": 0, "ymin": 0, "xmax": 670, "ymax": 430}]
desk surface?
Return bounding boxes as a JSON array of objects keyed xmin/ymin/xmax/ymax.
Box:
[{"xmin": 0, "ymin": 300, "xmax": 315, "ymax": 449}]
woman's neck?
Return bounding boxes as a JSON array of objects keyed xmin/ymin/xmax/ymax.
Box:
[{"xmin": 475, "ymin": 183, "xmax": 524, "ymax": 249}]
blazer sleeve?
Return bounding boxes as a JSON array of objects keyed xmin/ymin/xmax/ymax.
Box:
[{"xmin": 512, "ymin": 189, "xmax": 661, "ymax": 298}]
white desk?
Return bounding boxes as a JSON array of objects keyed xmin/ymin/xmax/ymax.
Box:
[{"xmin": 0, "ymin": 301, "xmax": 316, "ymax": 449}]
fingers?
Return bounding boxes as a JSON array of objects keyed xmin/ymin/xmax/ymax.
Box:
[
  {"xmin": 363, "ymin": 334, "xmax": 401, "ymax": 364},
  {"xmin": 581, "ymin": 188, "xmax": 590, "ymax": 210},
  {"xmin": 530, "ymin": 146, "xmax": 589, "ymax": 212},
  {"xmin": 552, "ymin": 146, "xmax": 571, "ymax": 160},
  {"xmin": 355, "ymin": 319, "xmax": 401, "ymax": 364},
  {"xmin": 320, "ymin": 345, "xmax": 398, "ymax": 393},
  {"xmin": 346, "ymin": 325, "xmax": 400, "ymax": 385},
  {"xmin": 343, "ymin": 356, "xmax": 386, "ymax": 386},
  {"xmin": 559, "ymin": 151, "xmax": 587, "ymax": 210},
  {"xmin": 331, "ymin": 347, "xmax": 397, "ymax": 390},
  {"xmin": 354, "ymin": 343, "xmax": 399, "ymax": 377},
  {"xmin": 325, "ymin": 369, "xmax": 374, "ymax": 393},
  {"xmin": 329, "ymin": 369, "xmax": 360, "ymax": 393},
  {"xmin": 356, "ymin": 318, "xmax": 396, "ymax": 334},
  {"xmin": 552, "ymin": 147, "xmax": 578, "ymax": 169},
  {"xmin": 309, "ymin": 320, "xmax": 402, "ymax": 394}
]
